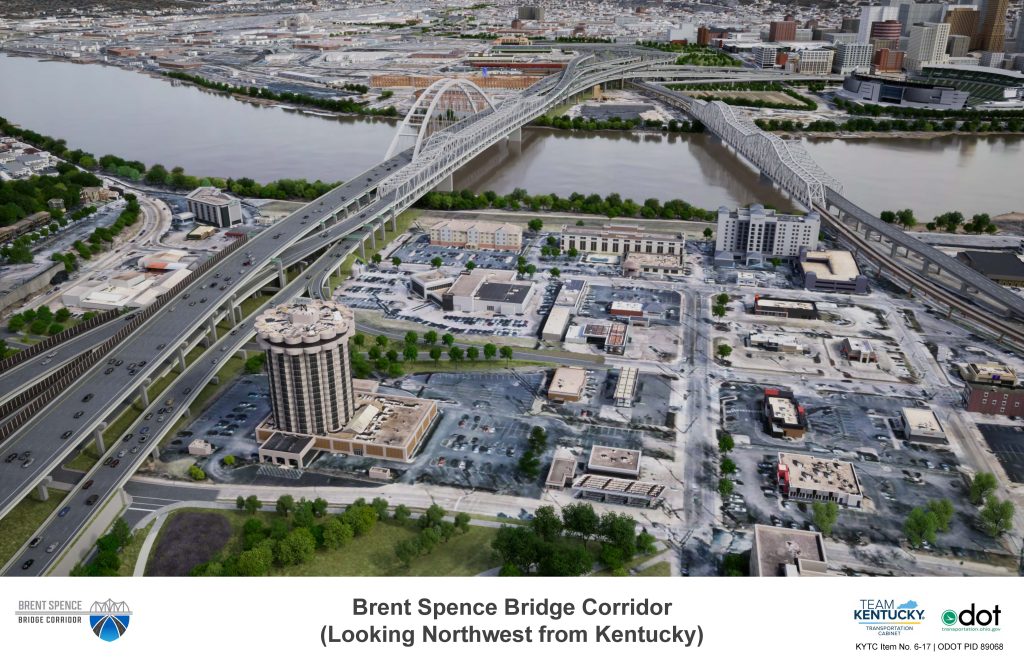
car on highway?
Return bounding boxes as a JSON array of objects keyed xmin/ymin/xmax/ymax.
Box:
[
  {"xmin": 21, "ymin": 457, "xmax": 35, "ymax": 468},
  {"xmin": 140, "ymin": 427, "xmax": 149, "ymax": 434},
  {"xmin": 21, "ymin": 559, "xmax": 33, "ymax": 570},
  {"xmin": 82, "ymin": 479, "xmax": 93, "ymax": 490},
  {"xmin": 130, "ymin": 446, "xmax": 138, "ymax": 454},
  {"xmin": 46, "ymin": 542, "xmax": 59, "ymax": 553},
  {"xmin": 117, "ymin": 450, "xmax": 126, "ymax": 458},
  {"xmin": 103, "ymin": 457, "xmax": 114, "ymax": 466},
  {"xmin": 104, "ymin": 367, "xmax": 115, "ymax": 374},
  {"xmin": 29, "ymin": 537, "xmax": 41, "ymax": 548},
  {"xmin": 61, "ymin": 430, "xmax": 73, "ymax": 439},
  {"xmin": 4, "ymin": 452, "xmax": 17, "ymax": 463},
  {"xmin": 74, "ymin": 410, "xmax": 84, "ymax": 418},
  {"xmin": 144, "ymin": 413, "xmax": 153, "ymax": 421},
  {"xmin": 58, "ymin": 507, "xmax": 70, "ymax": 517},
  {"xmin": 110, "ymin": 459, "xmax": 120, "ymax": 468},
  {"xmin": 85, "ymin": 494, "xmax": 99, "ymax": 505},
  {"xmin": 82, "ymin": 393, "xmax": 94, "ymax": 403}
]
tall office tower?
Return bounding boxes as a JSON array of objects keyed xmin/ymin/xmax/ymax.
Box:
[
  {"xmin": 976, "ymin": 0, "xmax": 1008, "ymax": 52},
  {"xmin": 895, "ymin": 3, "xmax": 946, "ymax": 36},
  {"xmin": 517, "ymin": 5, "xmax": 544, "ymax": 21},
  {"xmin": 944, "ymin": 6, "xmax": 980, "ymax": 41},
  {"xmin": 255, "ymin": 299, "xmax": 356, "ymax": 436},
  {"xmin": 842, "ymin": 17, "xmax": 862, "ymax": 34},
  {"xmin": 834, "ymin": 42, "xmax": 875, "ymax": 73},
  {"xmin": 769, "ymin": 20, "xmax": 797, "ymax": 41},
  {"xmin": 715, "ymin": 206, "xmax": 820, "ymax": 262},
  {"xmin": 1015, "ymin": 17, "xmax": 1024, "ymax": 52},
  {"xmin": 857, "ymin": 5, "xmax": 899, "ymax": 42},
  {"xmin": 907, "ymin": 21, "xmax": 951, "ymax": 72},
  {"xmin": 870, "ymin": 19, "xmax": 904, "ymax": 50},
  {"xmin": 872, "ymin": 48, "xmax": 906, "ymax": 72},
  {"xmin": 796, "ymin": 49, "xmax": 834, "ymax": 74},
  {"xmin": 947, "ymin": 33, "xmax": 972, "ymax": 57}
]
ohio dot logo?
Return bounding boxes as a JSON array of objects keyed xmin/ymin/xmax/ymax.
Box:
[
  {"xmin": 941, "ymin": 610, "xmax": 958, "ymax": 626},
  {"xmin": 88, "ymin": 599, "xmax": 131, "ymax": 642}
]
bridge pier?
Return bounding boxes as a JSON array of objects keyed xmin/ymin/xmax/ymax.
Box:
[
  {"xmin": 369, "ymin": 230, "xmax": 376, "ymax": 250},
  {"xmin": 151, "ymin": 446, "xmax": 160, "ymax": 463},
  {"xmin": 34, "ymin": 475, "xmax": 51, "ymax": 502},
  {"xmin": 360, "ymin": 241, "xmax": 366, "ymax": 261},
  {"xmin": 138, "ymin": 378, "xmax": 152, "ymax": 408},
  {"xmin": 93, "ymin": 424, "xmax": 107, "ymax": 455},
  {"xmin": 276, "ymin": 260, "xmax": 288, "ymax": 287},
  {"xmin": 507, "ymin": 127, "xmax": 522, "ymax": 142},
  {"xmin": 177, "ymin": 344, "xmax": 188, "ymax": 372},
  {"xmin": 206, "ymin": 317, "xmax": 217, "ymax": 346},
  {"xmin": 389, "ymin": 211, "xmax": 397, "ymax": 233},
  {"xmin": 890, "ymin": 243, "xmax": 899, "ymax": 258},
  {"xmin": 377, "ymin": 223, "xmax": 386, "ymax": 241},
  {"xmin": 433, "ymin": 174, "xmax": 454, "ymax": 193}
]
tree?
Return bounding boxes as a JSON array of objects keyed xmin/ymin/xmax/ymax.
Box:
[
  {"xmin": 530, "ymin": 506, "xmax": 563, "ymax": 542},
  {"xmin": 568, "ymin": 247, "xmax": 578, "ymax": 258},
  {"xmin": 30, "ymin": 319, "xmax": 48, "ymax": 335},
  {"xmin": 276, "ymin": 494, "xmax": 295, "ymax": 516},
  {"xmin": 715, "ymin": 293, "xmax": 730, "ymax": 307},
  {"xmin": 55, "ymin": 307, "xmax": 71, "ymax": 322},
  {"xmin": 236, "ymin": 543, "xmax": 273, "ymax": 576},
  {"xmin": 880, "ymin": 210, "xmax": 897, "ymax": 224},
  {"xmin": 483, "ymin": 343, "xmax": 497, "ymax": 361},
  {"xmin": 188, "ymin": 465, "xmax": 206, "ymax": 481},
  {"xmin": 391, "ymin": 256, "xmax": 402, "ymax": 267},
  {"xmin": 236, "ymin": 495, "xmax": 246, "ymax": 510},
  {"xmin": 353, "ymin": 332, "xmax": 365, "ymax": 347},
  {"xmin": 718, "ymin": 478, "xmax": 734, "ymax": 497},
  {"xmin": 441, "ymin": 333, "xmax": 455, "ymax": 347},
  {"xmin": 371, "ymin": 497, "xmax": 390, "ymax": 520},
  {"xmin": 896, "ymin": 208, "xmax": 917, "ymax": 228},
  {"xmin": 376, "ymin": 335, "xmax": 389, "ymax": 348},
  {"xmin": 403, "ymin": 344, "xmax": 418, "ymax": 362},
  {"xmin": 716, "ymin": 343, "xmax": 733, "ymax": 360},
  {"xmin": 111, "ymin": 518, "xmax": 132, "ymax": 548},
  {"xmin": 424, "ymin": 330, "xmax": 438, "ymax": 345},
  {"xmin": 492, "ymin": 525, "xmax": 542, "ymax": 573},
  {"xmin": 421, "ymin": 503, "xmax": 446, "ymax": 529},
  {"xmin": 500, "ymin": 346, "xmax": 513, "ymax": 366},
  {"xmin": 711, "ymin": 304, "xmax": 726, "ymax": 319},
  {"xmin": 430, "ymin": 256, "xmax": 443, "ymax": 268},
  {"xmin": 466, "ymin": 346, "xmax": 479, "ymax": 362},
  {"xmin": 429, "ymin": 347, "xmax": 442, "ymax": 365},
  {"xmin": 404, "ymin": 331, "xmax": 418, "ymax": 346},
  {"xmin": 277, "ymin": 527, "xmax": 316, "ymax": 565},
  {"xmin": 904, "ymin": 507, "xmax": 939, "ymax": 547},
  {"xmin": 454, "ymin": 512, "xmax": 471, "ymax": 533},
  {"xmin": 323, "ymin": 518, "xmax": 354, "ymax": 549},
  {"xmin": 969, "ymin": 472, "xmax": 997, "ymax": 505},
  {"xmin": 7, "ymin": 315, "xmax": 25, "ymax": 334},
  {"xmin": 47, "ymin": 323, "xmax": 64, "ymax": 336},
  {"xmin": 395, "ymin": 539, "xmax": 421, "ymax": 567},
  {"xmin": 562, "ymin": 502, "xmax": 599, "ymax": 541},
  {"xmin": 465, "ymin": 260, "xmax": 476, "ymax": 271},
  {"xmin": 244, "ymin": 355, "xmax": 266, "ymax": 373},
  {"xmin": 223, "ymin": 455, "xmax": 236, "ymax": 467},
  {"xmin": 393, "ymin": 504, "xmax": 412, "ymax": 524},
  {"xmin": 341, "ymin": 504, "xmax": 379, "ymax": 536},
  {"xmin": 979, "ymin": 496, "xmax": 1014, "ymax": 537},
  {"xmin": 528, "ymin": 218, "xmax": 543, "ymax": 232},
  {"xmin": 550, "ymin": 267, "xmax": 561, "ymax": 277},
  {"xmin": 448, "ymin": 346, "xmax": 464, "ymax": 363},
  {"xmin": 312, "ymin": 497, "xmax": 328, "ymax": 518},
  {"xmin": 720, "ymin": 456, "xmax": 737, "ymax": 475},
  {"xmin": 371, "ymin": 253, "xmax": 382, "ymax": 264},
  {"xmin": 811, "ymin": 501, "xmax": 839, "ymax": 537},
  {"xmin": 703, "ymin": 227, "xmax": 713, "ymax": 240},
  {"xmin": 717, "ymin": 432, "xmax": 734, "ymax": 453},
  {"xmin": 292, "ymin": 500, "xmax": 315, "ymax": 529},
  {"xmin": 244, "ymin": 495, "xmax": 262, "ymax": 515},
  {"xmin": 927, "ymin": 498, "xmax": 954, "ymax": 532}
]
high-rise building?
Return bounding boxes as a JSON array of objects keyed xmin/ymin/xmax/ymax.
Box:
[
  {"xmin": 752, "ymin": 46, "xmax": 779, "ymax": 68},
  {"xmin": 947, "ymin": 34, "xmax": 972, "ymax": 57},
  {"xmin": 944, "ymin": 6, "xmax": 980, "ymax": 41},
  {"xmin": 896, "ymin": 2, "xmax": 946, "ymax": 37},
  {"xmin": 907, "ymin": 21, "xmax": 951, "ymax": 72},
  {"xmin": 256, "ymin": 299, "xmax": 356, "ymax": 436},
  {"xmin": 870, "ymin": 19, "xmax": 904, "ymax": 50},
  {"xmin": 715, "ymin": 206, "xmax": 820, "ymax": 265},
  {"xmin": 697, "ymin": 25, "xmax": 711, "ymax": 45},
  {"xmin": 517, "ymin": 5, "xmax": 544, "ymax": 21},
  {"xmin": 769, "ymin": 20, "xmax": 797, "ymax": 42},
  {"xmin": 842, "ymin": 17, "xmax": 862, "ymax": 34},
  {"xmin": 976, "ymin": 0, "xmax": 1008, "ymax": 52},
  {"xmin": 873, "ymin": 48, "xmax": 906, "ymax": 72},
  {"xmin": 797, "ymin": 49, "xmax": 835, "ymax": 74},
  {"xmin": 834, "ymin": 42, "xmax": 875, "ymax": 74},
  {"xmin": 980, "ymin": 51, "xmax": 1005, "ymax": 67},
  {"xmin": 857, "ymin": 5, "xmax": 899, "ymax": 42}
]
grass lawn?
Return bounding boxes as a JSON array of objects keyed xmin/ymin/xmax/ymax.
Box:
[
  {"xmin": 635, "ymin": 561, "xmax": 671, "ymax": 577},
  {"xmin": 271, "ymin": 521, "xmax": 498, "ymax": 577},
  {"xmin": 65, "ymin": 445, "xmax": 102, "ymax": 472},
  {"xmin": 64, "ymin": 401, "xmax": 144, "ymax": 472},
  {"xmin": 401, "ymin": 359, "xmax": 553, "ymax": 374},
  {"xmin": 116, "ymin": 522, "xmax": 153, "ymax": 577},
  {"xmin": 0, "ymin": 490, "xmax": 68, "ymax": 567},
  {"xmin": 239, "ymin": 293, "xmax": 272, "ymax": 318}
]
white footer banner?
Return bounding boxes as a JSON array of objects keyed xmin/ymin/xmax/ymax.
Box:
[{"xmin": 2, "ymin": 577, "xmax": 1017, "ymax": 661}]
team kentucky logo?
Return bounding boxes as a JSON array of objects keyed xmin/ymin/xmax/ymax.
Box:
[{"xmin": 88, "ymin": 599, "xmax": 131, "ymax": 642}]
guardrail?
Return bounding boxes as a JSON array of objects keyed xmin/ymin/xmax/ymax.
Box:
[
  {"xmin": 0, "ymin": 307, "xmax": 121, "ymax": 375},
  {"xmin": 0, "ymin": 235, "xmax": 249, "ymax": 444}
]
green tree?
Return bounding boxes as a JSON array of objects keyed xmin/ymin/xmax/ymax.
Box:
[
  {"xmin": 969, "ymin": 472, "xmax": 997, "ymax": 505},
  {"xmin": 55, "ymin": 307, "xmax": 71, "ymax": 322},
  {"xmin": 717, "ymin": 432, "xmax": 734, "ymax": 453},
  {"xmin": 236, "ymin": 543, "xmax": 273, "ymax": 576},
  {"xmin": 395, "ymin": 539, "xmax": 421, "ymax": 567},
  {"xmin": 422, "ymin": 503, "xmax": 447, "ymax": 529},
  {"xmin": 322, "ymin": 518, "xmax": 354, "ymax": 549},
  {"xmin": 371, "ymin": 497, "xmax": 390, "ymax": 520},
  {"xmin": 391, "ymin": 256, "xmax": 402, "ymax": 267},
  {"xmin": 530, "ymin": 506, "xmax": 564, "ymax": 542},
  {"xmin": 236, "ymin": 495, "xmax": 246, "ymax": 510},
  {"xmin": 500, "ymin": 346, "xmax": 513, "ymax": 366},
  {"xmin": 312, "ymin": 497, "xmax": 328, "ymax": 518},
  {"xmin": 376, "ymin": 335, "xmax": 389, "ymax": 348},
  {"xmin": 711, "ymin": 304, "xmax": 726, "ymax": 319},
  {"xmin": 403, "ymin": 344, "xmax": 419, "ymax": 362},
  {"xmin": 7, "ymin": 314, "xmax": 25, "ymax": 333},
  {"xmin": 454, "ymin": 512, "xmax": 471, "ymax": 533},
  {"xmin": 430, "ymin": 256, "xmax": 443, "ymax": 268},
  {"xmin": 550, "ymin": 267, "xmax": 561, "ymax": 277},
  {"xmin": 393, "ymin": 504, "xmax": 412, "ymax": 524},
  {"xmin": 880, "ymin": 210, "xmax": 897, "ymax": 224},
  {"xmin": 277, "ymin": 527, "xmax": 316, "ymax": 565},
  {"xmin": 353, "ymin": 332, "xmax": 365, "ymax": 346},
  {"xmin": 465, "ymin": 260, "xmax": 476, "ymax": 271},
  {"xmin": 715, "ymin": 293, "xmax": 730, "ymax": 307},
  {"xmin": 448, "ymin": 346, "xmax": 464, "ymax": 364},
  {"xmin": 702, "ymin": 227, "xmax": 713, "ymax": 240},
  {"xmin": 904, "ymin": 507, "xmax": 939, "ymax": 547},
  {"xmin": 466, "ymin": 346, "xmax": 479, "ymax": 362},
  {"xmin": 528, "ymin": 218, "xmax": 543, "ymax": 232},
  {"xmin": 483, "ymin": 343, "xmax": 497, "ymax": 361},
  {"xmin": 47, "ymin": 323, "xmax": 64, "ymax": 336},
  {"xmin": 442, "ymin": 333, "xmax": 455, "ymax": 347},
  {"xmin": 716, "ymin": 344, "xmax": 733, "ymax": 360},
  {"xmin": 371, "ymin": 253, "xmax": 382, "ymax": 264},
  {"xmin": 188, "ymin": 465, "xmax": 206, "ymax": 481},
  {"xmin": 979, "ymin": 496, "xmax": 1014, "ymax": 537},
  {"xmin": 424, "ymin": 330, "xmax": 438, "ymax": 345},
  {"xmin": 811, "ymin": 501, "xmax": 839, "ymax": 537},
  {"xmin": 927, "ymin": 498, "xmax": 954, "ymax": 532},
  {"xmin": 720, "ymin": 456, "xmax": 737, "ymax": 475},
  {"xmin": 276, "ymin": 494, "xmax": 295, "ymax": 516},
  {"xmin": 429, "ymin": 347, "xmax": 442, "ymax": 365},
  {"xmin": 244, "ymin": 355, "xmax": 266, "ymax": 373},
  {"xmin": 244, "ymin": 495, "xmax": 262, "ymax": 515},
  {"xmin": 718, "ymin": 478, "xmax": 734, "ymax": 497},
  {"xmin": 561, "ymin": 502, "xmax": 599, "ymax": 541},
  {"xmin": 404, "ymin": 331, "xmax": 418, "ymax": 346}
]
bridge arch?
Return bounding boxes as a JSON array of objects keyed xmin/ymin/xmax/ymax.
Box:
[{"xmin": 384, "ymin": 78, "xmax": 496, "ymax": 160}]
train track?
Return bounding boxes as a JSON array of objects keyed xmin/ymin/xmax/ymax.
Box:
[{"xmin": 815, "ymin": 205, "xmax": 1024, "ymax": 351}]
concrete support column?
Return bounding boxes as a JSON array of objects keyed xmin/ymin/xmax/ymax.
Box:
[
  {"xmin": 276, "ymin": 260, "xmax": 288, "ymax": 288},
  {"xmin": 360, "ymin": 242, "xmax": 366, "ymax": 260},
  {"xmin": 236, "ymin": 349, "xmax": 248, "ymax": 360},
  {"xmin": 234, "ymin": 306, "xmax": 242, "ymax": 323},
  {"xmin": 921, "ymin": 258, "xmax": 931, "ymax": 275},
  {"xmin": 139, "ymin": 379, "xmax": 151, "ymax": 408},
  {"xmin": 369, "ymin": 231, "xmax": 376, "ymax": 250},
  {"xmin": 377, "ymin": 223, "xmax": 385, "ymax": 241},
  {"xmin": 34, "ymin": 476, "xmax": 51, "ymax": 502},
  {"xmin": 151, "ymin": 446, "xmax": 160, "ymax": 463},
  {"xmin": 890, "ymin": 242, "xmax": 899, "ymax": 258},
  {"xmin": 508, "ymin": 126, "xmax": 522, "ymax": 142},
  {"xmin": 177, "ymin": 345, "xmax": 188, "ymax": 372},
  {"xmin": 93, "ymin": 426, "xmax": 107, "ymax": 455},
  {"xmin": 389, "ymin": 211, "xmax": 397, "ymax": 232},
  {"xmin": 433, "ymin": 174, "xmax": 454, "ymax": 193},
  {"xmin": 206, "ymin": 317, "xmax": 217, "ymax": 344}
]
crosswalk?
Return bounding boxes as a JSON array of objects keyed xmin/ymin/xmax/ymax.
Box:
[
  {"xmin": 125, "ymin": 495, "xmax": 180, "ymax": 514},
  {"xmin": 257, "ymin": 464, "xmax": 304, "ymax": 481}
]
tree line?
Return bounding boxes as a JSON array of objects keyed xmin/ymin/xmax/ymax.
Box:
[
  {"xmin": 349, "ymin": 331, "xmax": 515, "ymax": 380},
  {"xmin": 903, "ymin": 472, "xmax": 1013, "ymax": 547},
  {"xmin": 669, "ymin": 81, "xmax": 817, "ymax": 111},
  {"xmin": 0, "ymin": 161, "xmax": 102, "ymax": 227},
  {"xmin": 492, "ymin": 503, "xmax": 657, "ymax": 576},
  {"xmin": 635, "ymin": 41, "xmax": 740, "ymax": 67},
  {"xmin": 417, "ymin": 187, "xmax": 715, "ymax": 221},
  {"xmin": 164, "ymin": 72, "xmax": 397, "ymax": 118},
  {"xmin": 880, "ymin": 208, "xmax": 998, "ymax": 234},
  {"xmin": 757, "ymin": 116, "xmax": 1024, "ymax": 134},
  {"xmin": 533, "ymin": 113, "xmax": 704, "ymax": 134},
  {"xmin": 833, "ymin": 96, "xmax": 1024, "ymax": 121}
]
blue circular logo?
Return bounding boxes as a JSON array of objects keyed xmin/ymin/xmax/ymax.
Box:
[{"xmin": 88, "ymin": 600, "xmax": 131, "ymax": 642}]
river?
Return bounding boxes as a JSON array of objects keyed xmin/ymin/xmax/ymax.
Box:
[{"xmin": 1, "ymin": 53, "xmax": 1020, "ymax": 219}]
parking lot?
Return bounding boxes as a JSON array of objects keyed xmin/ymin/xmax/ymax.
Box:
[
  {"xmin": 977, "ymin": 424, "xmax": 1024, "ymax": 483},
  {"xmin": 391, "ymin": 234, "xmax": 520, "ymax": 271}
]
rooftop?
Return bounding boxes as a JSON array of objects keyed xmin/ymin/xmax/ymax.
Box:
[
  {"xmin": 429, "ymin": 218, "xmax": 519, "ymax": 235},
  {"xmin": 752, "ymin": 524, "xmax": 828, "ymax": 577},
  {"xmin": 800, "ymin": 250, "xmax": 860, "ymax": 281},
  {"xmin": 958, "ymin": 251, "xmax": 1024, "ymax": 280},
  {"xmin": 756, "ymin": 297, "xmax": 816, "ymax": 311},
  {"xmin": 254, "ymin": 298, "xmax": 354, "ymax": 344},
  {"xmin": 186, "ymin": 186, "xmax": 236, "ymax": 206},
  {"xmin": 778, "ymin": 452, "xmax": 862, "ymax": 496},
  {"xmin": 261, "ymin": 431, "xmax": 315, "ymax": 455},
  {"xmin": 476, "ymin": 281, "xmax": 533, "ymax": 304},
  {"xmin": 587, "ymin": 445, "xmax": 641, "ymax": 475},
  {"xmin": 549, "ymin": 366, "xmax": 586, "ymax": 398},
  {"xmin": 901, "ymin": 407, "xmax": 944, "ymax": 436}
]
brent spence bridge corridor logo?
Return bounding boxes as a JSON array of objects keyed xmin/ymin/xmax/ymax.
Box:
[
  {"xmin": 854, "ymin": 599, "xmax": 924, "ymax": 636},
  {"xmin": 14, "ymin": 598, "xmax": 132, "ymax": 642}
]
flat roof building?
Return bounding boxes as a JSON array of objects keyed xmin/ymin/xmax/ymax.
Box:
[
  {"xmin": 901, "ymin": 407, "xmax": 946, "ymax": 443},
  {"xmin": 748, "ymin": 333, "xmax": 809, "ymax": 354},
  {"xmin": 752, "ymin": 296, "xmax": 818, "ymax": 319},
  {"xmin": 548, "ymin": 366, "xmax": 586, "ymax": 402},
  {"xmin": 559, "ymin": 223, "xmax": 685, "ymax": 258},
  {"xmin": 763, "ymin": 388, "xmax": 807, "ymax": 439},
  {"xmin": 777, "ymin": 452, "xmax": 863, "ymax": 508},
  {"xmin": 571, "ymin": 474, "xmax": 665, "ymax": 508},
  {"xmin": 715, "ymin": 205, "xmax": 820, "ymax": 266},
  {"xmin": 962, "ymin": 382, "xmax": 1024, "ymax": 417},
  {"xmin": 409, "ymin": 270, "xmax": 455, "ymax": 303},
  {"xmin": 587, "ymin": 445, "xmax": 642, "ymax": 479},
  {"xmin": 840, "ymin": 338, "xmax": 878, "ymax": 363},
  {"xmin": 541, "ymin": 305, "xmax": 574, "ymax": 342},
  {"xmin": 428, "ymin": 219, "xmax": 521, "ymax": 251},
  {"xmin": 188, "ymin": 439, "xmax": 213, "ymax": 457},
  {"xmin": 959, "ymin": 362, "xmax": 1018, "ymax": 387},
  {"xmin": 443, "ymin": 269, "xmax": 537, "ymax": 315},
  {"xmin": 613, "ymin": 367, "xmax": 639, "ymax": 407},
  {"xmin": 609, "ymin": 301, "xmax": 644, "ymax": 317},
  {"xmin": 956, "ymin": 251, "xmax": 1024, "ymax": 286},
  {"xmin": 545, "ymin": 448, "xmax": 578, "ymax": 489},
  {"xmin": 797, "ymin": 249, "xmax": 868, "ymax": 294},
  {"xmin": 750, "ymin": 524, "xmax": 829, "ymax": 577},
  {"xmin": 186, "ymin": 225, "xmax": 217, "ymax": 240},
  {"xmin": 186, "ymin": 186, "xmax": 242, "ymax": 228}
]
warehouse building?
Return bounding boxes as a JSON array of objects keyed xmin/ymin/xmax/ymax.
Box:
[
  {"xmin": 442, "ymin": 269, "xmax": 537, "ymax": 315},
  {"xmin": 900, "ymin": 407, "xmax": 946, "ymax": 444},
  {"xmin": 547, "ymin": 366, "xmax": 587, "ymax": 402},
  {"xmin": 797, "ymin": 249, "xmax": 868, "ymax": 294},
  {"xmin": 750, "ymin": 525, "xmax": 829, "ymax": 577},
  {"xmin": 587, "ymin": 445, "xmax": 642, "ymax": 480},
  {"xmin": 752, "ymin": 296, "xmax": 819, "ymax": 320},
  {"xmin": 777, "ymin": 452, "xmax": 863, "ymax": 508}
]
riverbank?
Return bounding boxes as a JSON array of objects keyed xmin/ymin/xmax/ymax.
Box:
[{"xmin": 777, "ymin": 129, "xmax": 1024, "ymax": 140}]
